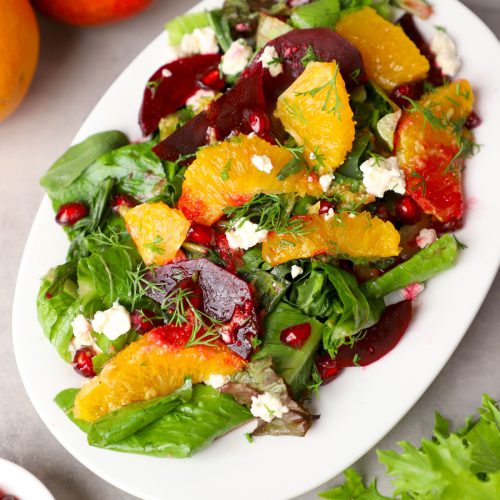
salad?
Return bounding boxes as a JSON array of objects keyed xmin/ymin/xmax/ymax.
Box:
[{"xmin": 38, "ymin": 0, "xmax": 480, "ymax": 457}]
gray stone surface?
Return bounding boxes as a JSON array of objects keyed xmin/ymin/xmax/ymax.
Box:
[{"xmin": 0, "ymin": 2, "xmax": 498, "ymax": 499}]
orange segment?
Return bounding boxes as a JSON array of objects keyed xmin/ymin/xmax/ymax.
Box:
[
  {"xmin": 336, "ymin": 7, "xmax": 430, "ymax": 92},
  {"xmin": 178, "ymin": 134, "xmax": 323, "ymax": 226},
  {"xmin": 396, "ymin": 80, "xmax": 474, "ymax": 222},
  {"xmin": 274, "ymin": 61, "xmax": 355, "ymax": 175},
  {"xmin": 73, "ymin": 324, "xmax": 246, "ymax": 422},
  {"xmin": 124, "ymin": 201, "xmax": 190, "ymax": 266},
  {"xmin": 262, "ymin": 212, "xmax": 400, "ymax": 266}
]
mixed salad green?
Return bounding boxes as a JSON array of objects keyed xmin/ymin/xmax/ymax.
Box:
[{"xmin": 37, "ymin": 0, "xmax": 479, "ymax": 459}]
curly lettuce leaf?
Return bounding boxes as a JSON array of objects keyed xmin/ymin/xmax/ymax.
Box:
[
  {"xmin": 221, "ymin": 357, "xmax": 313, "ymax": 436},
  {"xmin": 319, "ymin": 468, "xmax": 389, "ymax": 499},
  {"xmin": 254, "ymin": 302, "xmax": 323, "ymax": 398}
]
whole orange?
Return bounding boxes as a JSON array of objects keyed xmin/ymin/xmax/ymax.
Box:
[
  {"xmin": 0, "ymin": 0, "xmax": 39, "ymax": 122},
  {"xmin": 32, "ymin": 0, "xmax": 153, "ymax": 26}
]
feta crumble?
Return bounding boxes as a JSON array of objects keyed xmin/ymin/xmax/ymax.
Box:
[
  {"xmin": 384, "ymin": 283, "xmax": 425, "ymax": 306},
  {"xmin": 204, "ymin": 374, "xmax": 231, "ymax": 389},
  {"xmin": 324, "ymin": 207, "xmax": 335, "ymax": 221},
  {"xmin": 221, "ymin": 39, "xmax": 253, "ymax": 76},
  {"xmin": 258, "ymin": 46, "xmax": 283, "ymax": 77},
  {"xmin": 226, "ymin": 219, "xmax": 268, "ymax": 250},
  {"xmin": 360, "ymin": 156, "xmax": 405, "ymax": 198},
  {"xmin": 309, "ymin": 152, "xmax": 316, "ymax": 160},
  {"xmin": 430, "ymin": 30, "xmax": 461, "ymax": 77},
  {"xmin": 71, "ymin": 314, "xmax": 93, "ymax": 345},
  {"xmin": 416, "ymin": 228, "xmax": 438, "ymax": 249},
  {"xmin": 319, "ymin": 173, "xmax": 334, "ymax": 193},
  {"xmin": 91, "ymin": 301, "xmax": 131, "ymax": 340},
  {"xmin": 250, "ymin": 392, "xmax": 289, "ymax": 422},
  {"xmin": 290, "ymin": 265, "xmax": 304, "ymax": 279},
  {"xmin": 180, "ymin": 27, "xmax": 219, "ymax": 57},
  {"xmin": 186, "ymin": 88, "xmax": 216, "ymax": 113},
  {"xmin": 251, "ymin": 154, "xmax": 273, "ymax": 174}
]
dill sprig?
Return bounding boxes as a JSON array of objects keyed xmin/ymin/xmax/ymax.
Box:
[
  {"xmin": 223, "ymin": 193, "xmax": 308, "ymax": 236},
  {"xmin": 85, "ymin": 225, "xmax": 134, "ymax": 251},
  {"xmin": 144, "ymin": 235, "xmax": 164, "ymax": 255}
]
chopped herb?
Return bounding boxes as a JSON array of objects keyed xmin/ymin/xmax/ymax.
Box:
[
  {"xmin": 144, "ymin": 235, "xmax": 164, "ymax": 255},
  {"xmin": 454, "ymin": 236, "xmax": 467, "ymax": 250},
  {"xmin": 277, "ymin": 157, "xmax": 307, "ymax": 181},
  {"xmin": 251, "ymin": 336, "xmax": 262, "ymax": 349},
  {"xmin": 350, "ymin": 68, "xmax": 361, "ymax": 85},
  {"xmin": 352, "ymin": 353, "xmax": 361, "ymax": 367},
  {"xmin": 435, "ymin": 25, "xmax": 447, "ymax": 32},
  {"xmin": 244, "ymin": 432, "xmax": 253, "ymax": 443},
  {"xmin": 300, "ymin": 45, "xmax": 319, "ymax": 67},
  {"xmin": 221, "ymin": 159, "xmax": 232, "ymax": 181},
  {"xmin": 410, "ymin": 171, "xmax": 427, "ymax": 196}
]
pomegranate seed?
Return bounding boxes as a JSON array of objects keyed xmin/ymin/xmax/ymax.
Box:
[
  {"xmin": 131, "ymin": 309, "xmax": 162, "ymax": 334},
  {"xmin": 319, "ymin": 200, "xmax": 335, "ymax": 215},
  {"xmin": 395, "ymin": 196, "xmax": 421, "ymax": 225},
  {"xmin": 248, "ymin": 110, "xmax": 270, "ymax": 136},
  {"xmin": 465, "ymin": 111, "xmax": 482, "ymax": 130},
  {"xmin": 72, "ymin": 347, "xmax": 96, "ymax": 378},
  {"xmin": 390, "ymin": 83, "xmax": 422, "ymax": 109},
  {"xmin": 55, "ymin": 202, "xmax": 88, "ymax": 226},
  {"xmin": 186, "ymin": 223, "xmax": 215, "ymax": 247},
  {"xmin": 201, "ymin": 69, "xmax": 224, "ymax": 90},
  {"xmin": 235, "ymin": 22, "xmax": 252, "ymax": 33},
  {"xmin": 280, "ymin": 323, "xmax": 311, "ymax": 349},
  {"xmin": 374, "ymin": 205, "xmax": 393, "ymax": 222},
  {"xmin": 315, "ymin": 353, "xmax": 341, "ymax": 384},
  {"xmin": 111, "ymin": 193, "xmax": 137, "ymax": 215}
]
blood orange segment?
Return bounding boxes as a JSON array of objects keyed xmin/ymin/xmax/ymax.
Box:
[
  {"xmin": 178, "ymin": 134, "xmax": 322, "ymax": 226},
  {"xmin": 274, "ymin": 61, "xmax": 355, "ymax": 175},
  {"xmin": 262, "ymin": 212, "xmax": 400, "ymax": 266},
  {"xmin": 396, "ymin": 80, "xmax": 475, "ymax": 222},
  {"xmin": 73, "ymin": 323, "xmax": 246, "ymax": 422},
  {"xmin": 335, "ymin": 7, "xmax": 430, "ymax": 92},
  {"xmin": 124, "ymin": 201, "xmax": 190, "ymax": 266}
]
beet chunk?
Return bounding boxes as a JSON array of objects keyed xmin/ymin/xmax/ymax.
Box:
[
  {"xmin": 144, "ymin": 258, "xmax": 259, "ymax": 359},
  {"xmin": 247, "ymin": 28, "xmax": 365, "ymax": 102},
  {"xmin": 139, "ymin": 54, "xmax": 223, "ymax": 136}
]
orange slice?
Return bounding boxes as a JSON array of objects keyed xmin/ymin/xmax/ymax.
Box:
[
  {"xmin": 73, "ymin": 323, "xmax": 246, "ymax": 422},
  {"xmin": 396, "ymin": 80, "xmax": 474, "ymax": 222},
  {"xmin": 336, "ymin": 7, "xmax": 430, "ymax": 92},
  {"xmin": 274, "ymin": 61, "xmax": 355, "ymax": 175},
  {"xmin": 178, "ymin": 134, "xmax": 322, "ymax": 226},
  {"xmin": 124, "ymin": 201, "xmax": 190, "ymax": 266},
  {"xmin": 262, "ymin": 212, "xmax": 400, "ymax": 266}
]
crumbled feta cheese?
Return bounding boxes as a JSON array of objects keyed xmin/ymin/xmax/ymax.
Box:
[
  {"xmin": 221, "ymin": 39, "xmax": 253, "ymax": 76},
  {"xmin": 290, "ymin": 265, "xmax": 304, "ymax": 279},
  {"xmin": 226, "ymin": 219, "xmax": 268, "ymax": 250},
  {"xmin": 360, "ymin": 156, "xmax": 405, "ymax": 198},
  {"xmin": 161, "ymin": 68, "xmax": 172, "ymax": 78},
  {"xmin": 431, "ymin": 30, "xmax": 461, "ymax": 77},
  {"xmin": 204, "ymin": 374, "xmax": 231, "ymax": 389},
  {"xmin": 186, "ymin": 89, "xmax": 216, "ymax": 113},
  {"xmin": 258, "ymin": 46, "xmax": 283, "ymax": 77},
  {"xmin": 309, "ymin": 152, "xmax": 316, "ymax": 160},
  {"xmin": 251, "ymin": 154, "xmax": 273, "ymax": 174},
  {"xmin": 180, "ymin": 27, "xmax": 219, "ymax": 56},
  {"xmin": 91, "ymin": 301, "xmax": 131, "ymax": 340},
  {"xmin": 416, "ymin": 228, "xmax": 438, "ymax": 249},
  {"xmin": 250, "ymin": 392, "xmax": 289, "ymax": 422},
  {"xmin": 324, "ymin": 207, "xmax": 335, "ymax": 221},
  {"xmin": 319, "ymin": 173, "xmax": 334, "ymax": 193},
  {"xmin": 71, "ymin": 314, "xmax": 93, "ymax": 345},
  {"xmin": 384, "ymin": 283, "xmax": 425, "ymax": 306},
  {"xmin": 307, "ymin": 201, "xmax": 321, "ymax": 215}
]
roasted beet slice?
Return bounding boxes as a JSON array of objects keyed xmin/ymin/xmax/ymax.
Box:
[
  {"xmin": 144, "ymin": 258, "xmax": 258, "ymax": 359},
  {"xmin": 247, "ymin": 28, "xmax": 365, "ymax": 102},
  {"xmin": 153, "ymin": 69, "xmax": 265, "ymax": 161},
  {"xmin": 139, "ymin": 54, "xmax": 223, "ymax": 136},
  {"xmin": 316, "ymin": 300, "xmax": 413, "ymax": 383}
]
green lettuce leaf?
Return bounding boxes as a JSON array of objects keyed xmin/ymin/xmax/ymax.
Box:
[
  {"xmin": 362, "ymin": 234, "xmax": 458, "ymax": 299},
  {"xmin": 254, "ymin": 302, "xmax": 323, "ymax": 398},
  {"xmin": 104, "ymin": 385, "xmax": 252, "ymax": 457},
  {"xmin": 54, "ymin": 388, "xmax": 91, "ymax": 432},
  {"xmin": 88, "ymin": 379, "xmax": 193, "ymax": 446}
]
